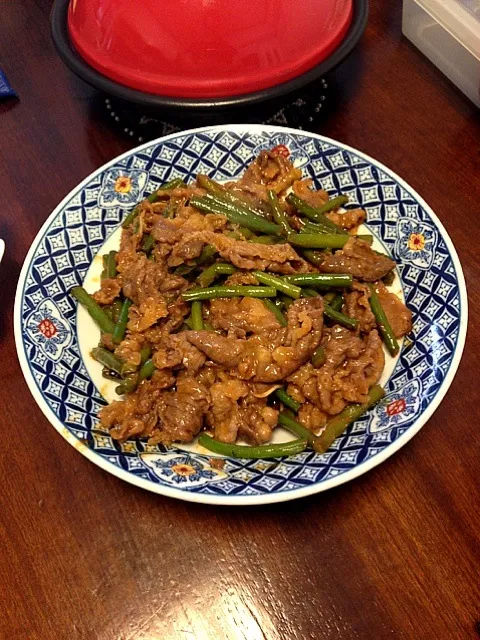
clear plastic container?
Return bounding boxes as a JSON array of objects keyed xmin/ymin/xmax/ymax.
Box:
[{"xmin": 402, "ymin": 0, "xmax": 480, "ymax": 107}]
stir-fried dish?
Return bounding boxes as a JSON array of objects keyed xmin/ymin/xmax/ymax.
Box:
[{"xmin": 72, "ymin": 150, "xmax": 412, "ymax": 459}]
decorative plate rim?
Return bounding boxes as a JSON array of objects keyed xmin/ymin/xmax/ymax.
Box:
[{"xmin": 14, "ymin": 124, "xmax": 468, "ymax": 506}]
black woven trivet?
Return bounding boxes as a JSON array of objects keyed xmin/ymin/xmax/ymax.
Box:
[{"xmin": 103, "ymin": 79, "xmax": 329, "ymax": 143}]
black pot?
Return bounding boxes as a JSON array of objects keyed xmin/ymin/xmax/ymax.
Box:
[{"xmin": 51, "ymin": 0, "xmax": 368, "ymax": 124}]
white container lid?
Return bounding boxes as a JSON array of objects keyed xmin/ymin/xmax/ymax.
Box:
[{"xmin": 417, "ymin": 0, "xmax": 480, "ymax": 59}]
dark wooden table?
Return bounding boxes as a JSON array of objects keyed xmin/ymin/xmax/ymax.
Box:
[{"xmin": 1, "ymin": 2, "xmax": 479, "ymax": 639}]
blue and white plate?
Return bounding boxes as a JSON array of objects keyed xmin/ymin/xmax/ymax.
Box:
[{"xmin": 14, "ymin": 125, "xmax": 467, "ymax": 505}]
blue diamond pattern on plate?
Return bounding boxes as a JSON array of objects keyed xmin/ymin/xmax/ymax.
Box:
[{"xmin": 15, "ymin": 125, "xmax": 467, "ymax": 504}]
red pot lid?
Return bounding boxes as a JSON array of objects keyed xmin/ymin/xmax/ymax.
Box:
[{"xmin": 68, "ymin": 0, "xmax": 353, "ymax": 99}]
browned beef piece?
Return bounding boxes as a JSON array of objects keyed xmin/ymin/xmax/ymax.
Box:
[
  {"xmin": 99, "ymin": 379, "xmax": 162, "ymax": 442},
  {"xmin": 143, "ymin": 299, "xmax": 190, "ymax": 346},
  {"xmin": 326, "ymin": 208, "xmax": 366, "ymax": 231},
  {"xmin": 232, "ymin": 151, "xmax": 302, "ymax": 198},
  {"xmin": 140, "ymin": 202, "xmax": 165, "ymax": 230},
  {"xmin": 344, "ymin": 281, "xmax": 412, "ymax": 338},
  {"xmin": 100, "ymin": 368, "xmax": 178, "ymax": 442},
  {"xmin": 205, "ymin": 378, "xmax": 278, "ymax": 445},
  {"xmin": 150, "ymin": 369, "xmax": 176, "ymax": 391},
  {"xmin": 177, "ymin": 211, "xmax": 227, "ymax": 232},
  {"xmin": 171, "ymin": 230, "xmax": 310, "ymax": 274},
  {"xmin": 149, "ymin": 211, "xmax": 228, "ymax": 267},
  {"xmin": 208, "ymin": 297, "xmax": 281, "ymax": 335},
  {"xmin": 116, "ymin": 229, "xmax": 141, "ymax": 273},
  {"xmin": 92, "ymin": 278, "xmax": 122, "ymax": 305},
  {"xmin": 114, "ymin": 333, "xmax": 145, "ymax": 367},
  {"xmin": 151, "ymin": 211, "xmax": 227, "ymax": 244},
  {"xmin": 224, "ymin": 272, "xmax": 259, "ymax": 286},
  {"xmin": 186, "ymin": 297, "xmax": 324, "ymax": 383},
  {"xmin": 153, "ymin": 377, "xmax": 210, "ymax": 444},
  {"xmin": 152, "ymin": 333, "xmax": 206, "ymax": 375},
  {"xmin": 344, "ymin": 282, "xmax": 376, "ymax": 333},
  {"xmin": 167, "ymin": 185, "xmax": 206, "ymax": 201},
  {"xmin": 296, "ymin": 402, "xmax": 329, "ymax": 433},
  {"xmin": 319, "ymin": 238, "xmax": 395, "ymax": 282},
  {"xmin": 206, "ymin": 378, "xmax": 248, "ymax": 443},
  {"xmin": 236, "ymin": 395, "xmax": 278, "ymax": 445},
  {"xmin": 151, "ymin": 218, "xmax": 181, "ymax": 245},
  {"xmin": 127, "ymin": 298, "xmax": 168, "ymax": 334},
  {"xmin": 120, "ymin": 253, "xmax": 188, "ymax": 333},
  {"xmin": 184, "ymin": 332, "xmax": 244, "ymax": 368},
  {"xmin": 121, "ymin": 254, "xmax": 187, "ymax": 303},
  {"xmin": 110, "ymin": 417, "xmax": 146, "ymax": 441},
  {"xmin": 100, "ymin": 373, "xmax": 209, "ymax": 445},
  {"xmin": 287, "ymin": 327, "xmax": 385, "ymax": 423},
  {"xmin": 162, "ymin": 214, "xmax": 226, "ymax": 267},
  {"xmin": 292, "ymin": 179, "xmax": 329, "ymax": 207},
  {"xmin": 375, "ymin": 282, "xmax": 412, "ymax": 338}
]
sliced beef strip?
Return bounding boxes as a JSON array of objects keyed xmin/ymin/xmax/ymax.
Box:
[
  {"xmin": 151, "ymin": 218, "xmax": 182, "ymax": 245},
  {"xmin": 296, "ymin": 402, "xmax": 329, "ymax": 433},
  {"xmin": 208, "ymin": 297, "xmax": 281, "ymax": 335},
  {"xmin": 344, "ymin": 282, "xmax": 376, "ymax": 333},
  {"xmin": 344, "ymin": 281, "xmax": 412, "ymax": 338},
  {"xmin": 92, "ymin": 278, "xmax": 122, "ymax": 306},
  {"xmin": 116, "ymin": 229, "xmax": 141, "ymax": 273},
  {"xmin": 143, "ymin": 299, "xmax": 190, "ymax": 346},
  {"xmin": 206, "ymin": 378, "xmax": 249, "ymax": 444},
  {"xmin": 292, "ymin": 179, "xmax": 329, "ymax": 207},
  {"xmin": 150, "ymin": 212, "xmax": 228, "ymax": 266},
  {"xmin": 100, "ymin": 373, "xmax": 210, "ymax": 446},
  {"xmin": 127, "ymin": 297, "xmax": 168, "ymax": 333},
  {"xmin": 168, "ymin": 185, "xmax": 206, "ymax": 200},
  {"xmin": 121, "ymin": 253, "xmax": 187, "ymax": 303},
  {"xmin": 205, "ymin": 378, "xmax": 278, "ymax": 445},
  {"xmin": 170, "ymin": 230, "xmax": 310, "ymax": 274},
  {"xmin": 326, "ymin": 208, "xmax": 366, "ymax": 231},
  {"xmin": 120, "ymin": 253, "xmax": 188, "ymax": 333},
  {"xmin": 236, "ymin": 395, "xmax": 278, "ymax": 445},
  {"xmin": 375, "ymin": 282, "xmax": 413, "ymax": 338},
  {"xmin": 287, "ymin": 327, "xmax": 385, "ymax": 422},
  {"xmin": 99, "ymin": 379, "xmax": 163, "ymax": 442},
  {"xmin": 234, "ymin": 151, "xmax": 302, "ymax": 197},
  {"xmin": 319, "ymin": 238, "xmax": 396, "ymax": 282},
  {"xmin": 153, "ymin": 376, "xmax": 210, "ymax": 445},
  {"xmin": 152, "ymin": 333, "xmax": 206, "ymax": 375},
  {"xmin": 114, "ymin": 333, "xmax": 145, "ymax": 367},
  {"xmin": 223, "ymin": 272, "xmax": 259, "ymax": 286},
  {"xmin": 186, "ymin": 297, "xmax": 324, "ymax": 383}
]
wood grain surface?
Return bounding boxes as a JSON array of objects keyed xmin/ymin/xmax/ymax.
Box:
[{"xmin": 1, "ymin": 2, "xmax": 479, "ymax": 639}]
